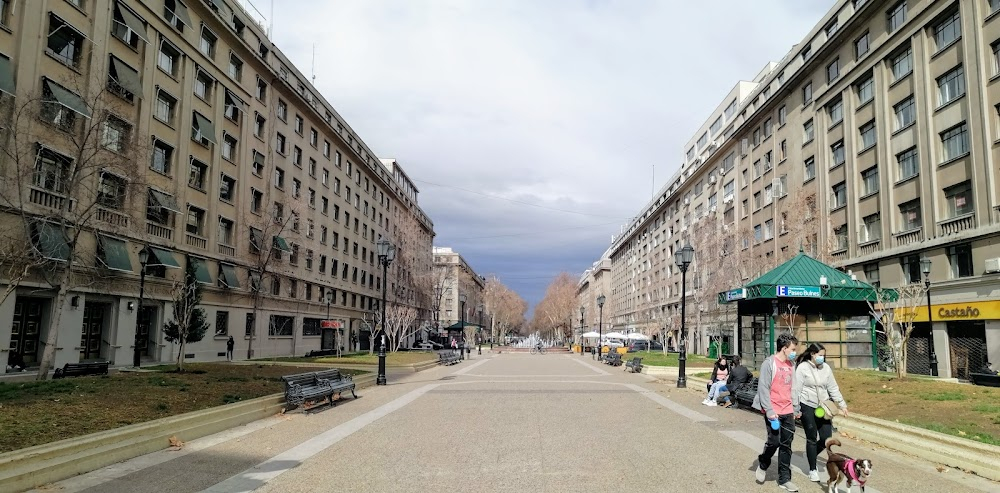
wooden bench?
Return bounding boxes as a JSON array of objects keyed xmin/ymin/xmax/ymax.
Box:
[
  {"xmin": 970, "ymin": 373, "xmax": 1000, "ymax": 387},
  {"xmin": 305, "ymin": 349, "xmax": 337, "ymax": 357},
  {"xmin": 53, "ymin": 361, "xmax": 109, "ymax": 379},
  {"xmin": 438, "ymin": 352, "xmax": 461, "ymax": 365},
  {"xmin": 733, "ymin": 377, "xmax": 759, "ymax": 407},
  {"xmin": 604, "ymin": 352, "xmax": 622, "ymax": 366},
  {"xmin": 624, "ymin": 357, "xmax": 643, "ymax": 373},
  {"xmin": 281, "ymin": 369, "xmax": 356, "ymax": 411}
]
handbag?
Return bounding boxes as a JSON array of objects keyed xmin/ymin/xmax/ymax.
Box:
[{"xmin": 810, "ymin": 365, "xmax": 840, "ymax": 418}]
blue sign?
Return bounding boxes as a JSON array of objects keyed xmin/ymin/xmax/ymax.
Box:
[
  {"xmin": 725, "ymin": 288, "xmax": 746, "ymax": 301},
  {"xmin": 776, "ymin": 285, "xmax": 822, "ymax": 298}
]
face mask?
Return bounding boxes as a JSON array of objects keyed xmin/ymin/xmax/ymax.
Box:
[
  {"xmin": 719, "ymin": 364, "xmax": 727, "ymax": 369},
  {"xmin": 815, "ymin": 356, "xmax": 825, "ymax": 365},
  {"xmin": 788, "ymin": 351, "xmax": 797, "ymax": 360}
]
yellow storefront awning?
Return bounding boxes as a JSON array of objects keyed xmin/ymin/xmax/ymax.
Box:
[{"xmin": 898, "ymin": 300, "xmax": 1000, "ymax": 323}]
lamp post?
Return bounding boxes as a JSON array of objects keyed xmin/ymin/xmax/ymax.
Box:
[
  {"xmin": 477, "ymin": 304, "xmax": 484, "ymax": 355},
  {"xmin": 376, "ymin": 239, "xmax": 396, "ymax": 385},
  {"xmin": 133, "ymin": 245, "xmax": 150, "ymax": 368},
  {"xmin": 674, "ymin": 242, "xmax": 694, "ymax": 388},
  {"xmin": 920, "ymin": 256, "xmax": 939, "ymax": 377},
  {"xmin": 596, "ymin": 295, "xmax": 606, "ymax": 360},
  {"xmin": 325, "ymin": 288, "xmax": 335, "ymax": 356},
  {"xmin": 580, "ymin": 306, "xmax": 585, "ymax": 356},
  {"xmin": 459, "ymin": 294, "xmax": 467, "ymax": 360}
]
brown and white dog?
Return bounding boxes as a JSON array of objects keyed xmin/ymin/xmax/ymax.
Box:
[{"xmin": 825, "ymin": 438, "xmax": 873, "ymax": 493}]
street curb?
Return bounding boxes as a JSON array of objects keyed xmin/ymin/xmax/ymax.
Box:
[
  {"xmin": 0, "ymin": 373, "xmax": 377, "ymax": 492},
  {"xmin": 684, "ymin": 375, "xmax": 1000, "ymax": 481}
]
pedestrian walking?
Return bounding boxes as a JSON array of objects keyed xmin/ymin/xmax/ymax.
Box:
[
  {"xmin": 753, "ymin": 332, "xmax": 801, "ymax": 491},
  {"xmin": 226, "ymin": 336, "xmax": 235, "ymax": 361},
  {"xmin": 793, "ymin": 343, "xmax": 848, "ymax": 483}
]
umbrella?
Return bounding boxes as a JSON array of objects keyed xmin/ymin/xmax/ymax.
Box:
[
  {"xmin": 604, "ymin": 332, "xmax": 627, "ymax": 339},
  {"xmin": 626, "ymin": 332, "xmax": 650, "ymax": 340},
  {"xmin": 581, "ymin": 331, "xmax": 601, "ymax": 338}
]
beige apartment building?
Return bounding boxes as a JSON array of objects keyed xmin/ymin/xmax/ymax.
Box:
[
  {"xmin": 431, "ymin": 247, "xmax": 485, "ymax": 338},
  {"xmin": 576, "ymin": 256, "xmax": 611, "ymax": 339},
  {"xmin": 590, "ymin": 0, "xmax": 1000, "ymax": 376},
  {"xmin": 0, "ymin": 0, "xmax": 434, "ymax": 371}
]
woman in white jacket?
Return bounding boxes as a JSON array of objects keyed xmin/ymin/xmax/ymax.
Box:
[{"xmin": 793, "ymin": 343, "xmax": 849, "ymax": 483}]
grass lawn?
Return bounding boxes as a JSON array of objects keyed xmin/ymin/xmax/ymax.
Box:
[
  {"xmin": 257, "ymin": 351, "xmax": 439, "ymax": 366},
  {"xmin": 632, "ymin": 351, "xmax": 717, "ymax": 368},
  {"xmin": 0, "ymin": 363, "xmax": 351, "ymax": 453}
]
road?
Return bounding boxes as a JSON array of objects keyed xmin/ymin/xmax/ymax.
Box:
[{"xmin": 36, "ymin": 352, "xmax": 999, "ymax": 493}]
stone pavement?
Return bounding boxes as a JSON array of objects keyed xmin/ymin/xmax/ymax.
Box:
[{"xmin": 31, "ymin": 353, "xmax": 1000, "ymax": 493}]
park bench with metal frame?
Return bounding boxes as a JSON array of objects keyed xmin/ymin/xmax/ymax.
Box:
[
  {"xmin": 970, "ymin": 373, "xmax": 1000, "ymax": 387},
  {"xmin": 733, "ymin": 377, "xmax": 759, "ymax": 407},
  {"xmin": 53, "ymin": 361, "xmax": 109, "ymax": 379},
  {"xmin": 438, "ymin": 351, "xmax": 461, "ymax": 365},
  {"xmin": 604, "ymin": 352, "xmax": 622, "ymax": 366},
  {"xmin": 281, "ymin": 369, "xmax": 356, "ymax": 411},
  {"xmin": 624, "ymin": 357, "xmax": 643, "ymax": 373}
]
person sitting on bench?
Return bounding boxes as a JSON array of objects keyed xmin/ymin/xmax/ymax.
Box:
[
  {"xmin": 719, "ymin": 356, "xmax": 753, "ymax": 408},
  {"xmin": 704, "ymin": 357, "xmax": 729, "ymax": 406},
  {"xmin": 981, "ymin": 361, "xmax": 998, "ymax": 376}
]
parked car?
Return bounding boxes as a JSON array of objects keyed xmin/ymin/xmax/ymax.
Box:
[
  {"xmin": 628, "ymin": 341, "xmax": 664, "ymax": 352},
  {"xmin": 415, "ymin": 341, "xmax": 443, "ymax": 351}
]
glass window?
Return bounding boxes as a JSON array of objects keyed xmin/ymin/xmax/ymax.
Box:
[
  {"xmin": 219, "ymin": 174, "xmax": 236, "ymax": 202},
  {"xmin": 887, "ymin": 1, "xmax": 907, "ymax": 32},
  {"xmin": 803, "ymin": 119, "xmax": 814, "ymax": 142},
  {"xmin": 933, "ymin": 10, "xmax": 960, "ymax": 50},
  {"xmin": 863, "ymin": 263, "xmax": 880, "ymax": 287},
  {"xmin": 940, "ymin": 123, "xmax": 969, "ymax": 161},
  {"xmin": 831, "ymin": 140, "xmax": 845, "ymax": 167},
  {"xmin": 861, "ymin": 213, "xmax": 881, "ymax": 243},
  {"xmin": 896, "ymin": 147, "xmax": 918, "ymax": 180},
  {"xmin": 937, "ymin": 66, "xmax": 965, "ymax": 106},
  {"xmin": 827, "ymin": 58, "xmax": 840, "ymax": 83},
  {"xmin": 899, "ymin": 199, "xmax": 921, "ymax": 231},
  {"xmin": 855, "ymin": 31, "xmax": 870, "ymax": 59},
  {"xmin": 944, "ymin": 180, "xmax": 973, "ymax": 216},
  {"xmin": 861, "ymin": 166, "xmax": 879, "ymax": 196},
  {"xmin": 228, "ymin": 53, "xmax": 243, "ymax": 80},
  {"xmin": 856, "ymin": 75, "xmax": 873, "ymax": 104},
  {"xmin": 802, "ymin": 82, "xmax": 813, "ymax": 104},
  {"xmin": 828, "ymin": 99, "xmax": 843, "ymax": 125},
  {"xmin": 859, "ymin": 121, "xmax": 876, "ymax": 149},
  {"xmin": 901, "ymin": 254, "xmax": 921, "ymax": 284},
  {"xmin": 199, "ymin": 27, "xmax": 216, "ymax": 57},
  {"xmin": 804, "ymin": 157, "xmax": 816, "ymax": 181},
  {"xmin": 890, "ymin": 48, "xmax": 912, "ymax": 81},
  {"xmin": 151, "ymin": 140, "xmax": 173, "ymax": 174},
  {"xmin": 948, "ymin": 243, "xmax": 974, "ymax": 278},
  {"xmin": 893, "ymin": 96, "xmax": 915, "ymax": 130},
  {"xmin": 831, "ymin": 181, "xmax": 847, "ymax": 209}
]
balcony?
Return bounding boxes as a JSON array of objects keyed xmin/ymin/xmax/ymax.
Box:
[
  {"xmin": 185, "ymin": 233, "xmax": 207, "ymax": 249},
  {"xmin": 892, "ymin": 228, "xmax": 922, "ymax": 247},
  {"xmin": 938, "ymin": 213, "xmax": 975, "ymax": 236},
  {"xmin": 146, "ymin": 222, "xmax": 172, "ymax": 240},
  {"xmin": 857, "ymin": 239, "xmax": 880, "ymax": 257},
  {"xmin": 97, "ymin": 207, "xmax": 130, "ymax": 227},
  {"xmin": 29, "ymin": 187, "xmax": 68, "ymax": 210},
  {"xmin": 218, "ymin": 244, "xmax": 236, "ymax": 257}
]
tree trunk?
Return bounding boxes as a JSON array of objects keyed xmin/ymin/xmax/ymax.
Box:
[
  {"xmin": 177, "ymin": 336, "xmax": 186, "ymax": 372},
  {"xmin": 37, "ymin": 272, "xmax": 72, "ymax": 380}
]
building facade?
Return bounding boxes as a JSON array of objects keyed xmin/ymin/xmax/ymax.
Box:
[
  {"xmin": 431, "ymin": 247, "xmax": 484, "ymax": 339},
  {"xmin": 0, "ymin": 0, "xmax": 434, "ymax": 371},
  {"xmin": 590, "ymin": 0, "xmax": 1000, "ymax": 375}
]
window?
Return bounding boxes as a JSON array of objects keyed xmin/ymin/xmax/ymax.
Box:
[
  {"xmin": 322, "ymin": 168, "xmax": 329, "ymax": 186},
  {"xmin": 994, "ymin": 42, "xmax": 1000, "ymax": 77},
  {"xmin": 310, "ymin": 128, "xmax": 318, "ymax": 147},
  {"xmin": 859, "ymin": 121, "xmax": 876, "ymax": 150},
  {"xmin": 723, "ymin": 179, "xmax": 735, "ymax": 196},
  {"xmin": 896, "ymin": 147, "xmax": 919, "ymax": 180},
  {"xmin": 763, "ymin": 118, "xmax": 773, "ymax": 138},
  {"xmin": 334, "ymin": 178, "xmax": 341, "ymax": 194},
  {"xmin": 855, "ymin": 31, "xmax": 870, "ymax": 59},
  {"xmin": 254, "ymin": 113, "xmax": 266, "ymax": 138},
  {"xmin": 856, "ymin": 75, "xmax": 874, "ymax": 105},
  {"xmin": 753, "ymin": 128, "xmax": 761, "ymax": 146},
  {"xmin": 228, "ymin": 53, "xmax": 243, "ymax": 80},
  {"xmin": 801, "ymin": 45, "xmax": 813, "ymax": 61},
  {"xmin": 215, "ymin": 311, "xmax": 229, "ymax": 336},
  {"xmin": 218, "ymin": 218, "xmax": 234, "ymax": 246},
  {"xmin": 97, "ymin": 172, "xmax": 126, "ymax": 209},
  {"xmin": 293, "ymin": 146, "xmax": 302, "ymax": 167},
  {"xmin": 47, "ymin": 15, "xmax": 85, "ymax": 67},
  {"xmin": 899, "ymin": 199, "xmax": 921, "ymax": 230},
  {"xmin": 252, "ymin": 150, "xmax": 265, "ymax": 176},
  {"xmin": 269, "ymin": 315, "xmax": 293, "ymax": 336},
  {"xmin": 779, "ymin": 140, "xmax": 787, "ymax": 161},
  {"xmin": 709, "ymin": 117, "xmax": 722, "ymax": 136},
  {"xmin": 804, "ymin": 156, "xmax": 816, "ymax": 182},
  {"xmin": 861, "ymin": 213, "xmax": 881, "ymax": 243},
  {"xmin": 146, "ymin": 189, "xmax": 174, "ymax": 225},
  {"xmin": 833, "ymin": 225, "xmax": 848, "ymax": 250},
  {"xmin": 101, "ymin": 116, "xmax": 130, "ymax": 153},
  {"xmin": 777, "ymin": 105, "xmax": 787, "ymax": 126},
  {"xmin": 948, "ymin": 243, "xmax": 974, "ymax": 278},
  {"xmin": 764, "ymin": 219, "xmax": 774, "ymax": 240},
  {"xmin": 158, "ymin": 40, "xmax": 180, "ymax": 76},
  {"xmin": 901, "ymin": 254, "xmax": 921, "ymax": 284},
  {"xmin": 308, "ymin": 188, "xmax": 316, "ymax": 207},
  {"xmin": 945, "ymin": 180, "xmax": 973, "ymax": 216},
  {"xmin": 940, "ymin": 123, "xmax": 969, "ymax": 161},
  {"xmin": 324, "ymin": 141, "xmax": 331, "ymax": 158},
  {"xmin": 831, "ymin": 140, "xmax": 845, "ymax": 167},
  {"xmin": 827, "ymin": 58, "xmax": 840, "ymax": 83},
  {"xmin": 274, "ymin": 167, "xmax": 285, "ymax": 189},
  {"xmin": 192, "ymin": 112, "xmax": 214, "ymax": 146},
  {"xmin": 763, "ymin": 184, "xmax": 773, "ymax": 205},
  {"xmin": 803, "ymin": 119, "xmax": 814, "ymax": 142},
  {"xmin": 320, "ymin": 226, "xmax": 328, "ymax": 244},
  {"xmin": 802, "ymin": 82, "xmax": 813, "ymax": 104},
  {"xmin": 933, "ymin": 10, "xmax": 961, "ymax": 51},
  {"xmin": 827, "ymin": 99, "xmax": 843, "ymax": 126},
  {"xmin": 826, "ymin": 20, "xmax": 838, "ymax": 37},
  {"xmin": 831, "ymin": 181, "xmax": 847, "ymax": 210},
  {"xmin": 222, "ymin": 134, "xmax": 238, "ymax": 161},
  {"xmin": 887, "ymin": 1, "xmax": 907, "ymax": 32},
  {"xmin": 250, "ymin": 188, "xmax": 263, "ymax": 214},
  {"xmin": 219, "ymin": 174, "xmax": 236, "ymax": 201},
  {"xmin": 863, "ymin": 263, "xmax": 880, "ymax": 287},
  {"xmin": 276, "ymin": 133, "xmax": 286, "ymax": 155},
  {"xmin": 189, "ymin": 159, "xmax": 207, "ymax": 190},
  {"xmin": 151, "ymin": 140, "xmax": 173, "ymax": 174},
  {"xmin": 111, "ymin": 3, "xmax": 144, "ymax": 48},
  {"xmin": 321, "ymin": 196, "xmax": 328, "ymax": 214},
  {"xmin": 937, "ymin": 66, "xmax": 965, "ymax": 106},
  {"xmin": 294, "ymin": 115, "xmax": 304, "ymax": 134},
  {"xmin": 163, "ymin": 0, "xmax": 187, "ymax": 31},
  {"xmin": 893, "ymin": 96, "xmax": 915, "ymax": 130},
  {"xmin": 107, "ymin": 56, "xmax": 139, "ymax": 101},
  {"xmin": 194, "ymin": 70, "xmax": 213, "ymax": 100},
  {"xmin": 754, "ymin": 225, "xmax": 762, "ymax": 243},
  {"xmin": 40, "ymin": 81, "xmax": 80, "ymax": 131},
  {"xmin": 724, "ymin": 99, "xmax": 737, "ymax": 118},
  {"xmin": 199, "ymin": 26, "xmax": 217, "ymax": 57},
  {"xmin": 277, "ymin": 100, "xmax": 288, "ymax": 120},
  {"xmin": 256, "ymin": 77, "xmax": 267, "ymax": 101},
  {"xmin": 993, "ymin": 0, "xmax": 1000, "ymax": 13},
  {"xmin": 186, "ymin": 206, "xmax": 204, "ymax": 235},
  {"xmin": 861, "ymin": 166, "xmax": 879, "ymax": 196},
  {"xmin": 155, "ymin": 90, "xmax": 176, "ymax": 124},
  {"xmin": 890, "ymin": 48, "xmax": 912, "ymax": 81}
]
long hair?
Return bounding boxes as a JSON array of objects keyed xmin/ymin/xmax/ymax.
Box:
[{"xmin": 795, "ymin": 343, "xmax": 825, "ymax": 367}]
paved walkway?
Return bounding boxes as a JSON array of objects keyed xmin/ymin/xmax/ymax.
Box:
[{"xmin": 33, "ymin": 353, "xmax": 1000, "ymax": 492}]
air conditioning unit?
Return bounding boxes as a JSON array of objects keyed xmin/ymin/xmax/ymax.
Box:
[
  {"xmin": 709, "ymin": 175, "xmax": 717, "ymax": 184},
  {"xmin": 708, "ymin": 141, "xmax": 719, "ymax": 151},
  {"xmin": 723, "ymin": 194, "xmax": 734, "ymax": 204},
  {"xmin": 986, "ymin": 258, "xmax": 1000, "ymax": 273},
  {"xmin": 684, "ymin": 198, "xmax": 690, "ymax": 205}
]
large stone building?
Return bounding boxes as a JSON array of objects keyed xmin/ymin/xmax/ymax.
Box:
[
  {"xmin": 586, "ymin": 0, "xmax": 1000, "ymax": 376},
  {"xmin": 0, "ymin": 0, "xmax": 434, "ymax": 371},
  {"xmin": 431, "ymin": 247, "xmax": 484, "ymax": 340}
]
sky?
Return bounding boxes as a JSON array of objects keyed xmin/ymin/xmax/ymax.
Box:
[{"xmin": 261, "ymin": 0, "xmax": 832, "ymax": 310}]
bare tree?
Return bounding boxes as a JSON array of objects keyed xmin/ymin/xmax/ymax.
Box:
[
  {"xmin": 163, "ymin": 263, "xmax": 209, "ymax": 371},
  {"xmin": 0, "ymin": 75, "xmax": 150, "ymax": 379},
  {"xmin": 868, "ymin": 284, "xmax": 919, "ymax": 379},
  {"xmin": 530, "ymin": 272, "xmax": 577, "ymax": 341},
  {"xmin": 0, "ymin": 223, "xmax": 45, "ymax": 308}
]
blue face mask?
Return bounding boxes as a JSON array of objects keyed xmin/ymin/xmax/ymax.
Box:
[
  {"xmin": 815, "ymin": 356, "xmax": 825, "ymax": 365},
  {"xmin": 788, "ymin": 351, "xmax": 797, "ymax": 360}
]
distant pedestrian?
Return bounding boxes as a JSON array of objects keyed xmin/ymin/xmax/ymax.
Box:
[
  {"xmin": 793, "ymin": 343, "xmax": 848, "ymax": 483},
  {"xmin": 982, "ymin": 361, "xmax": 998, "ymax": 376},
  {"xmin": 753, "ymin": 332, "xmax": 800, "ymax": 492},
  {"xmin": 226, "ymin": 336, "xmax": 235, "ymax": 361},
  {"xmin": 451, "ymin": 338, "xmax": 458, "ymax": 349}
]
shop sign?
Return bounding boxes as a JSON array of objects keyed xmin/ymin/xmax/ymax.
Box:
[
  {"xmin": 725, "ymin": 288, "xmax": 746, "ymax": 302},
  {"xmin": 776, "ymin": 285, "xmax": 822, "ymax": 298},
  {"xmin": 903, "ymin": 300, "xmax": 1000, "ymax": 322}
]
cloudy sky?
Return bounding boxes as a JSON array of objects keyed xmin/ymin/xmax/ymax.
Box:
[{"xmin": 263, "ymin": 0, "xmax": 831, "ymax": 309}]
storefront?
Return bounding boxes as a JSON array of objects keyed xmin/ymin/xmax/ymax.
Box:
[{"xmin": 906, "ymin": 300, "xmax": 1000, "ymax": 379}]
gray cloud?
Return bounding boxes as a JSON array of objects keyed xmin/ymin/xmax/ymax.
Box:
[{"xmin": 267, "ymin": 0, "xmax": 830, "ymax": 308}]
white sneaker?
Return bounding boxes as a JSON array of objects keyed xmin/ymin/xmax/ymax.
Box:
[
  {"xmin": 808, "ymin": 470, "xmax": 820, "ymax": 482},
  {"xmin": 707, "ymin": 400, "xmax": 718, "ymax": 406},
  {"xmin": 755, "ymin": 466, "xmax": 766, "ymax": 483},
  {"xmin": 778, "ymin": 481, "xmax": 800, "ymax": 491},
  {"xmin": 702, "ymin": 398, "xmax": 710, "ymax": 405}
]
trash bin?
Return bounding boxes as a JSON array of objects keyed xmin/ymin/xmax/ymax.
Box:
[{"xmin": 709, "ymin": 341, "xmax": 719, "ymax": 359}]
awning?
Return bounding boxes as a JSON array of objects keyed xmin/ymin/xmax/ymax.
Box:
[
  {"xmin": 114, "ymin": 1, "xmax": 149, "ymax": 43},
  {"xmin": 109, "ymin": 56, "xmax": 142, "ymax": 97},
  {"xmin": 167, "ymin": 0, "xmax": 192, "ymax": 27},
  {"xmin": 147, "ymin": 246, "xmax": 180, "ymax": 268},
  {"xmin": 192, "ymin": 111, "xmax": 217, "ymax": 144},
  {"xmin": 225, "ymin": 89, "xmax": 247, "ymax": 113},
  {"xmin": 148, "ymin": 189, "xmax": 181, "ymax": 213},
  {"xmin": 0, "ymin": 54, "xmax": 15, "ymax": 97},
  {"xmin": 249, "ymin": 228, "xmax": 263, "ymax": 250},
  {"xmin": 188, "ymin": 256, "xmax": 212, "ymax": 284},
  {"xmin": 253, "ymin": 151, "xmax": 265, "ymax": 168},
  {"xmin": 43, "ymin": 78, "xmax": 91, "ymax": 118},
  {"xmin": 33, "ymin": 222, "xmax": 70, "ymax": 261},
  {"xmin": 219, "ymin": 263, "xmax": 240, "ymax": 288},
  {"xmin": 98, "ymin": 235, "xmax": 132, "ymax": 272},
  {"xmin": 273, "ymin": 236, "xmax": 291, "ymax": 252}
]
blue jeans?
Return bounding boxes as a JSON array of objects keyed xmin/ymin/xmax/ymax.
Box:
[{"xmin": 708, "ymin": 381, "xmax": 727, "ymax": 400}]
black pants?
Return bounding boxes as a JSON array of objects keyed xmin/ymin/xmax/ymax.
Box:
[
  {"xmin": 758, "ymin": 413, "xmax": 795, "ymax": 484},
  {"xmin": 226, "ymin": 349, "xmax": 233, "ymax": 360},
  {"xmin": 800, "ymin": 403, "xmax": 833, "ymax": 471}
]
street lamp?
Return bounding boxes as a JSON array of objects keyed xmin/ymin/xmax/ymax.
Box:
[
  {"xmin": 674, "ymin": 242, "xmax": 695, "ymax": 388},
  {"xmin": 477, "ymin": 304, "xmax": 484, "ymax": 355},
  {"xmin": 920, "ymin": 256, "xmax": 939, "ymax": 377},
  {"xmin": 376, "ymin": 238, "xmax": 396, "ymax": 385},
  {"xmin": 325, "ymin": 288, "xmax": 335, "ymax": 356},
  {"xmin": 580, "ymin": 305, "xmax": 585, "ymax": 356},
  {"xmin": 459, "ymin": 293, "xmax": 467, "ymax": 361},
  {"xmin": 133, "ymin": 245, "xmax": 150, "ymax": 368},
  {"xmin": 596, "ymin": 295, "xmax": 606, "ymax": 360}
]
